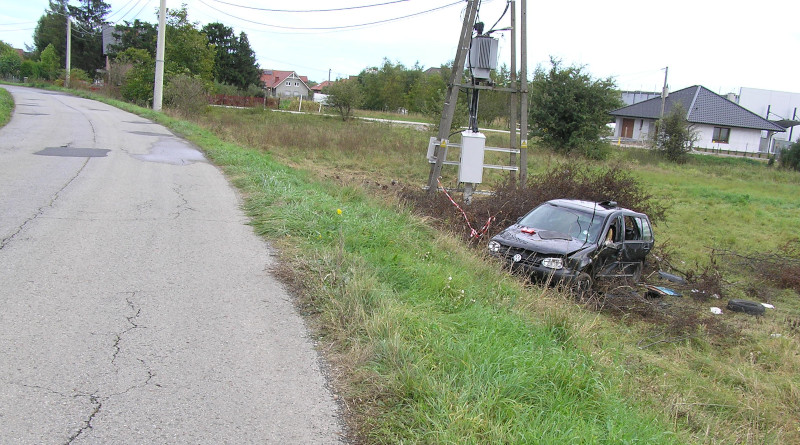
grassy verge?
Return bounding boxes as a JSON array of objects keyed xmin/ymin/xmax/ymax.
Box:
[
  {"xmin": 0, "ymin": 86, "xmax": 14, "ymax": 127},
  {"xmin": 62, "ymin": 92, "xmax": 800, "ymax": 443}
]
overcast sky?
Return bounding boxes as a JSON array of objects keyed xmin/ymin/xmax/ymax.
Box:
[{"xmin": 1, "ymin": 0, "xmax": 798, "ymax": 95}]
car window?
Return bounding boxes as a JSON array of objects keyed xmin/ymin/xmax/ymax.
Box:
[
  {"xmin": 624, "ymin": 215, "xmax": 641, "ymax": 240},
  {"xmin": 634, "ymin": 217, "xmax": 653, "ymax": 241},
  {"xmin": 518, "ymin": 203, "xmax": 604, "ymax": 241}
]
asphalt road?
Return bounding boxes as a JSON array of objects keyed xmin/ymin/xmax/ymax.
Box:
[{"xmin": 0, "ymin": 86, "xmax": 343, "ymax": 444}]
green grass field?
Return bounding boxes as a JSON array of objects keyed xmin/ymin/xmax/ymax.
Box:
[
  {"xmin": 42, "ymin": 93, "xmax": 800, "ymax": 443},
  {"xmin": 0, "ymin": 86, "xmax": 14, "ymax": 127}
]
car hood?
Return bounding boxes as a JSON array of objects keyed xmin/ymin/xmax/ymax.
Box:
[{"xmin": 492, "ymin": 225, "xmax": 596, "ymax": 256}]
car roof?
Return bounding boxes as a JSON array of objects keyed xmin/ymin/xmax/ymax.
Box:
[{"xmin": 545, "ymin": 199, "xmax": 647, "ymax": 218}]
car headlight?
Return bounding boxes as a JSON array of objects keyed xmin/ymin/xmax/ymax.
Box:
[
  {"xmin": 488, "ymin": 240, "xmax": 501, "ymax": 253},
  {"xmin": 541, "ymin": 257, "xmax": 563, "ymax": 269}
]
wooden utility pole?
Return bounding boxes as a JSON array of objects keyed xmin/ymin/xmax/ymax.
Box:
[
  {"xmin": 153, "ymin": 0, "xmax": 166, "ymax": 111},
  {"xmin": 508, "ymin": 1, "xmax": 518, "ymax": 183},
  {"xmin": 519, "ymin": 0, "xmax": 529, "ymax": 184},
  {"xmin": 65, "ymin": 16, "xmax": 71, "ymax": 88},
  {"xmin": 427, "ymin": 0, "xmax": 480, "ymax": 194}
]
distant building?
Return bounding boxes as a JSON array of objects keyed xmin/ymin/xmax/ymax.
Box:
[
  {"xmin": 610, "ymin": 85, "xmax": 785, "ymax": 153},
  {"xmin": 620, "ymin": 90, "xmax": 661, "ymax": 106},
  {"xmin": 261, "ymin": 70, "xmax": 311, "ymax": 98},
  {"xmin": 735, "ymin": 87, "xmax": 800, "ymax": 149},
  {"xmin": 310, "ymin": 80, "xmax": 332, "ymax": 94}
]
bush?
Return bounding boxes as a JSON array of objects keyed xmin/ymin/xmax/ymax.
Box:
[
  {"xmin": 653, "ymin": 104, "xmax": 697, "ymax": 162},
  {"xmin": 326, "ymin": 79, "xmax": 363, "ymax": 121},
  {"xmin": 39, "ymin": 44, "xmax": 60, "ymax": 81},
  {"xmin": 164, "ymin": 73, "xmax": 209, "ymax": 116},
  {"xmin": 779, "ymin": 140, "xmax": 800, "ymax": 171},
  {"xmin": 405, "ymin": 163, "xmax": 666, "ymax": 242},
  {"xmin": 0, "ymin": 48, "xmax": 22, "ymax": 79},
  {"xmin": 529, "ymin": 57, "xmax": 621, "ymax": 159},
  {"xmin": 115, "ymin": 48, "xmax": 155, "ymax": 105}
]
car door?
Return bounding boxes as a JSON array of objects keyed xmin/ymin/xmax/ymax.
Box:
[
  {"xmin": 621, "ymin": 214, "xmax": 654, "ymax": 262},
  {"xmin": 594, "ymin": 214, "xmax": 624, "ymax": 277}
]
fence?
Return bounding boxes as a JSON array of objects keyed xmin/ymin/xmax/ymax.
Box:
[
  {"xmin": 693, "ymin": 147, "xmax": 771, "ymax": 159},
  {"xmin": 209, "ymin": 94, "xmax": 279, "ymax": 109}
]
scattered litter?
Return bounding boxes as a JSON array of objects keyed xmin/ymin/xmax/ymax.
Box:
[
  {"xmin": 658, "ymin": 271, "xmax": 687, "ymax": 285},
  {"xmin": 727, "ymin": 299, "xmax": 766, "ymax": 316},
  {"xmin": 761, "ymin": 303, "xmax": 775, "ymax": 309},
  {"xmin": 710, "ymin": 307, "xmax": 723, "ymax": 315},
  {"xmin": 711, "ymin": 293, "xmax": 720, "ymax": 299},
  {"xmin": 770, "ymin": 333, "xmax": 782, "ymax": 338},
  {"xmin": 644, "ymin": 285, "xmax": 682, "ymax": 297}
]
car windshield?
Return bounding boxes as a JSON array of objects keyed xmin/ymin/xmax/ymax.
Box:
[{"xmin": 518, "ymin": 203, "xmax": 605, "ymax": 242}]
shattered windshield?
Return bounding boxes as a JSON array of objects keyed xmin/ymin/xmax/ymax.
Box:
[{"xmin": 518, "ymin": 203, "xmax": 605, "ymax": 242}]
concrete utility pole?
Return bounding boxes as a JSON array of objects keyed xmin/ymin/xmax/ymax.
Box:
[
  {"xmin": 508, "ymin": 1, "xmax": 517, "ymax": 183},
  {"xmin": 660, "ymin": 66, "xmax": 669, "ymax": 119},
  {"xmin": 65, "ymin": 16, "xmax": 71, "ymax": 88},
  {"xmin": 427, "ymin": 0, "xmax": 480, "ymax": 194},
  {"xmin": 519, "ymin": 0, "xmax": 529, "ymax": 184},
  {"xmin": 153, "ymin": 0, "xmax": 166, "ymax": 111}
]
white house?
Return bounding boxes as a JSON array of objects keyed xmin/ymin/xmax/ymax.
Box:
[{"xmin": 609, "ymin": 86, "xmax": 785, "ymax": 153}]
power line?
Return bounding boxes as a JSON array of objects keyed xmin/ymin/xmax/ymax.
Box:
[
  {"xmin": 0, "ymin": 20, "xmax": 39, "ymax": 27},
  {"xmin": 195, "ymin": 0, "xmax": 463, "ymax": 32},
  {"xmin": 202, "ymin": 0, "xmax": 411, "ymax": 13},
  {"xmin": 106, "ymin": 0, "xmax": 140, "ymax": 21}
]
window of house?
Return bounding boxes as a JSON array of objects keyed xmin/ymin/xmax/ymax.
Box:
[
  {"xmin": 712, "ymin": 127, "xmax": 730, "ymax": 143},
  {"xmin": 285, "ymin": 81, "xmax": 291, "ymax": 86},
  {"xmin": 295, "ymin": 81, "xmax": 299, "ymax": 87}
]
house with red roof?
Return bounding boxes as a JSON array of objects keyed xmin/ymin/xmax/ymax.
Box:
[
  {"xmin": 310, "ymin": 80, "xmax": 332, "ymax": 94},
  {"xmin": 261, "ymin": 69, "xmax": 311, "ymax": 98}
]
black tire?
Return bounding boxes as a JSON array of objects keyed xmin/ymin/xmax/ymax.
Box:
[
  {"xmin": 575, "ymin": 272, "xmax": 593, "ymax": 296},
  {"xmin": 727, "ymin": 299, "xmax": 765, "ymax": 316}
]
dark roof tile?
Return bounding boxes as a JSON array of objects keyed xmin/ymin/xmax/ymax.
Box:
[{"xmin": 610, "ymin": 86, "xmax": 784, "ymax": 132}]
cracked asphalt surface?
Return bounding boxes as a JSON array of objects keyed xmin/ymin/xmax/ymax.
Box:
[{"xmin": 0, "ymin": 86, "xmax": 344, "ymax": 444}]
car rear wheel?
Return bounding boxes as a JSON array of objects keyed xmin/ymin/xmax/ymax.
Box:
[{"xmin": 575, "ymin": 272, "xmax": 593, "ymax": 296}]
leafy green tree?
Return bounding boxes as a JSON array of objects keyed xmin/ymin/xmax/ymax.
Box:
[
  {"xmin": 115, "ymin": 48, "xmax": 154, "ymax": 103},
  {"xmin": 357, "ymin": 59, "xmax": 421, "ymax": 112},
  {"xmin": 20, "ymin": 60, "xmax": 40, "ymax": 80},
  {"xmin": 34, "ymin": 1, "xmax": 68, "ymax": 64},
  {"xmin": 39, "ymin": 44, "xmax": 60, "ymax": 80},
  {"xmin": 108, "ymin": 19, "xmax": 157, "ymax": 57},
  {"xmin": 0, "ymin": 46, "xmax": 23, "ymax": 79},
  {"xmin": 325, "ymin": 79, "xmax": 363, "ymax": 121},
  {"xmin": 528, "ymin": 57, "xmax": 621, "ymax": 159},
  {"xmin": 779, "ymin": 140, "xmax": 800, "ymax": 171},
  {"xmin": 407, "ymin": 66, "xmax": 446, "ymax": 114},
  {"xmin": 165, "ymin": 6, "xmax": 215, "ymax": 82},
  {"xmin": 34, "ymin": 0, "xmax": 110, "ymax": 77},
  {"xmin": 232, "ymin": 32, "xmax": 261, "ymax": 89},
  {"xmin": 653, "ymin": 103, "xmax": 697, "ymax": 162},
  {"xmin": 202, "ymin": 23, "xmax": 260, "ymax": 90}
]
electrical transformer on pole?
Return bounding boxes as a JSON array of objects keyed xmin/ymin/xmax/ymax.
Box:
[{"xmin": 427, "ymin": 0, "xmax": 528, "ymax": 203}]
